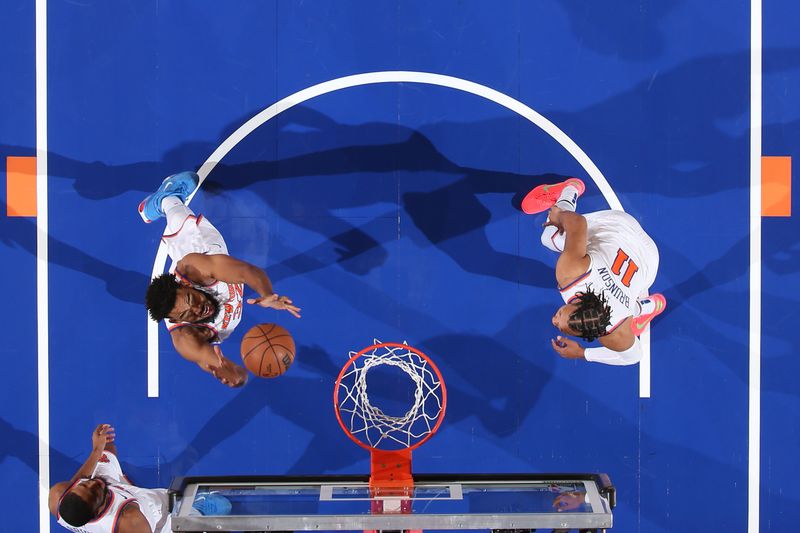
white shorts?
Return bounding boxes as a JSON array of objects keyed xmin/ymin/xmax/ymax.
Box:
[
  {"xmin": 161, "ymin": 214, "xmax": 228, "ymax": 262},
  {"xmin": 584, "ymin": 210, "xmax": 659, "ymax": 294},
  {"xmin": 541, "ymin": 209, "xmax": 660, "ymax": 295}
]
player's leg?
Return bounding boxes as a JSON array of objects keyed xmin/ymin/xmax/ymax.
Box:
[
  {"xmin": 160, "ymin": 199, "xmax": 229, "ymax": 261},
  {"xmin": 192, "ymin": 492, "xmax": 232, "ymax": 516},
  {"xmin": 554, "ymin": 183, "xmax": 581, "ymax": 212},
  {"xmin": 628, "ymin": 227, "xmax": 665, "ymax": 332},
  {"xmin": 522, "ymin": 177, "xmax": 585, "ymax": 214},
  {"xmin": 160, "ymin": 198, "xmax": 229, "ymax": 260},
  {"xmin": 138, "ymin": 171, "xmax": 229, "ymax": 261},
  {"xmin": 162, "ymin": 196, "xmax": 195, "ymax": 234},
  {"xmin": 538, "ymin": 181, "xmax": 584, "ymax": 252},
  {"xmin": 630, "ymin": 293, "xmax": 667, "ymax": 334},
  {"xmin": 138, "ymin": 171, "xmax": 199, "ymax": 224},
  {"xmin": 540, "ymin": 225, "xmax": 565, "ymax": 252}
]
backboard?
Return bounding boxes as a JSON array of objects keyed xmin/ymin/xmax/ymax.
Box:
[{"xmin": 168, "ymin": 473, "xmax": 615, "ymax": 532}]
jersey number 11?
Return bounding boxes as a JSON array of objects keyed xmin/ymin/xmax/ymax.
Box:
[{"xmin": 611, "ymin": 248, "xmax": 639, "ymax": 287}]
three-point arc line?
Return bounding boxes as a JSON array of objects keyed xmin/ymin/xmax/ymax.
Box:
[{"xmin": 144, "ymin": 71, "xmax": 650, "ymax": 399}]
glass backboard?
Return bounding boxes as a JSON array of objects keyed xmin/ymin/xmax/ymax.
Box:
[{"xmin": 168, "ymin": 473, "xmax": 615, "ymax": 532}]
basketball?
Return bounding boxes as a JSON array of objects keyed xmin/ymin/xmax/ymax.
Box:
[{"xmin": 240, "ymin": 323, "xmax": 296, "ymax": 378}]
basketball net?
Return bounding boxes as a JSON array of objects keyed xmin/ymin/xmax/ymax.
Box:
[{"xmin": 334, "ymin": 341, "xmax": 447, "ymax": 517}]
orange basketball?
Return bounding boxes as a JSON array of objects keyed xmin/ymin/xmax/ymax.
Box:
[{"xmin": 240, "ymin": 323, "xmax": 296, "ymax": 378}]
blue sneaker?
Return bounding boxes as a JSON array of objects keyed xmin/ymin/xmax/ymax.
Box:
[
  {"xmin": 192, "ymin": 492, "xmax": 232, "ymax": 516},
  {"xmin": 138, "ymin": 171, "xmax": 200, "ymax": 223}
]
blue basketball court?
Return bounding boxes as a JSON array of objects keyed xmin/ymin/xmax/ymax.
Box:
[{"xmin": 1, "ymin": 1, "xmax": 798, "ymax": 532}]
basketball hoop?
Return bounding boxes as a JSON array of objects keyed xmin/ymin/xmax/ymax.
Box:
[{"xmin": 334, "ymin": 341, "xmax": 447, "ymax": 513}]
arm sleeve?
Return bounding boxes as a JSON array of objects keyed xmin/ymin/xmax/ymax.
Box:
[{"xmin": 584, "ymin": 337, "xmax": 642, "ymax": 366}]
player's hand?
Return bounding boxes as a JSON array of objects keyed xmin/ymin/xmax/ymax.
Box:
[
  {"xmin": 543, "ymin": 206, "xmax": 565, "ymax": 234},
  {"xmin": 553, "ymin": 491, "xmax": 586, "ymax": 512},
  {"xmin": 247, "ymin": 294, "xmax": 302, "ymax": 318},
  {"xmin": 551, "ymin": 336, "xmax": 585, "ymax": 359},
  {"xmin": 206, "ymin": 346, "xmax": 247, "ymax": 388},
  {"xmin": 91, "ymin": 424, "xmax": 115, "ymax": 451}
]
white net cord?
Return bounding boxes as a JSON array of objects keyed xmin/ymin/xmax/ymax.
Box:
[{"xmin": 337, "ymin": 342, "xmax": 445, "ymax": 449}]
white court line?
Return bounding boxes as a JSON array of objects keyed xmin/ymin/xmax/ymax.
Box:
[
  {"xmin": 36, "ymin": 0, "xmax": 50, "ymax": 530},
  {"xmin": 146, "ymin": 71, "xmax": 650, "ymax": 397},
  {"xmin": 749, "ymin": 0, "xmax": 762, "ymax": 531}
]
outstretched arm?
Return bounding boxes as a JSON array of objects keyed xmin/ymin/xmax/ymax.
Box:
[
  {"xmin": 170, "ymin": 327, "xmax": 248, "ymax": 387},
  {"xmin": 178, "ymin": 253, "xmax": 301, "ymax": 317},
  {"xmin": 48, "ymin": 424, "xmax": 116, "ymax": 515}
]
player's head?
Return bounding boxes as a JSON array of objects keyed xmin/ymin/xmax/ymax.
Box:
[
  {"xmin": 146, "ymin": 273, "xmax": 182, "ymax": 322},
  {"xmin": 551, "ymin": 290, "xmax": 612, "ymax": 341},
  {"xmin": 146, "ymin": 273, "xmax": 220, "ymax": 324},
  {"xmin": 59, "ymin": 478, "xmax": 107, "ymax": 526}
]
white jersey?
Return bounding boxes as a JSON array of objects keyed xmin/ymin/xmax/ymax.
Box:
[
  {"xmin": 169, "ymin": 270, "xmax": 244, "ymax": 344},
  {"xmin": 57, "ymin": 452, "xmax": 171, "ymax": 533},
  {"xmin": 559, "ymin": 210, "xmax": 659, "ymax": 333},
  {"xmin": 161, "ymin": 213, "xmax": 243, "ymax": 343}
]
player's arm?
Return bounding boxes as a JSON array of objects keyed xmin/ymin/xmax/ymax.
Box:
[
  {"xmin": 49, "ymin": 424, "xmax": 117, "ymax": 515},
  {"xmin": 70, "ymin": 424, "xmax": 115, "ymax": 483},
  {"xmin": 590, "ymin": 323, "xmax": 642, "ymax": 365},
  {"xmin": 170, "ymin": 327, "xmax": 248, "ymax": 387},
  {"xmin": 550, "ymin": 208, "xmax": 590, "ymax": 285},
  {"xmin": 551, "ymin": 324, "xmax": 641, "ymax": 366},
  {"xmin": 117, "ymin": 504, "xmax": 155, "ymax": 533},
  {"xmin": 178, "ymin": 253, "xmax": 301, "ymax": 318},
  {"xmin": 179, "ymin": 253, "xmax": 275, "ymax": 297}
]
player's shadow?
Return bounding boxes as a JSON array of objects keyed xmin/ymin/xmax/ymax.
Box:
[
  {"xmin": 279, "ymin": 306, "xmax": 558, "ymax": 472},
  {"xmin": 0, "ymin": 217, "xmax": 149, "ymax": 304},
  {"xmin": 416, "ymin": 307, "xmax": 556, "ymax": 437},
  {"xmin": 17, "ymin": 377, "xmax": 321, "ymax": 488},
  {"xmin": 545, "ymin": 49, "xmax": 800, "ymax": 200},
  {"xmin": 662, "ymin": 232, "xmax": 800, "ymax": 394},
  {"xmin": 4, "ymin": 48, "xmax": 800, "ymax": 298},
  {"xmin": 555, "ymin": 0, "xmax": 682, "ymax": 61},
  {"xmin": 199, "ymin": 107, "xmax": 559, "ymax": 286},
  {"xmin": 115, "ymin": 345, "xmax": 362, "ymax": 485},
  {"xmin": 0, "ymin": 418, "xmax": 80, "ymax": 483},
  {"xmin": 2, "ymin": 110, "xmax": 556, "ymax": 288},
  {"xmin": 5, "ymin": 47, "xmax": 800, "ymax": 205}
]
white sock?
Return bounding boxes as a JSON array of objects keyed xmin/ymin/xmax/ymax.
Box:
[
  {"xmin": 540, "ymin": 224, "xmax": 565, "ymax": 252},
  {"xmin": 162, "ymin": 196, "xmax": 195, "ymax": 234},
  {"xmin": 636, "ymin": 298, "xmax": 656, "ymax": 317},
  {"xmin": 555, "ymin": 185, "xmax": 579, "ymax": 212}
]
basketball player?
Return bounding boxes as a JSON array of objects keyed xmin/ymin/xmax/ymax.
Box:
[
  {"xmin": 140, "ymin": 171, "xmax": 301, "ymax": 387},
  {"xmin": 49, "ymin": 423, "xmax": 230, "ymax": 533},
  {"xmin": 522, "ymin": 178, "xmax": 666, "ymax": 365}
]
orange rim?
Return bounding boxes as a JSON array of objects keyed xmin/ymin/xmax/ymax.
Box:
[{"xmin": 333, "ymin": 342, "xmax": 447, "ymax": 452}]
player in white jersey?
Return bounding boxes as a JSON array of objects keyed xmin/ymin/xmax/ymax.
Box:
[
  {"xmin": 49, "ymin": 424, "xmax": 231, "ymax": 533},
  {"xmin": 139, "ymin": 171, "xmax": 301, "ymax": 387},
  {"xmin": 522, "ymin": 178, "xmax": 666, "ymax": 366}
]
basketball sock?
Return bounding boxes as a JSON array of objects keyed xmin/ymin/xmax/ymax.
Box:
[
  {"xmin": 540, "ymin": 224, "xmax": 566, "ymax": 252},
  {"xmin": 162, "ymin": 196, "xmax": 195, "ymax": 234},
  {"xmin": 636, "ymin": 298, "xmax": 657, "ymax": 317},
  {"xmin": 555, "ymin": 185, "xmax": 579, "ymax": 212}
]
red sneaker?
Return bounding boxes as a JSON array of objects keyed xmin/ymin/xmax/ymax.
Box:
[
  {"xmin": 521, "ymin": 178, "xmax": 586, "ymax": 214},
  {"xmin": 630, "ymin": 294, "xmax": 667, "ymax": 335}
]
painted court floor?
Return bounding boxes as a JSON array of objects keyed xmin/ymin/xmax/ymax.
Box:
[{"xmin": 1, "ymin": 1, "xmax": 799, "ymax": 532}]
